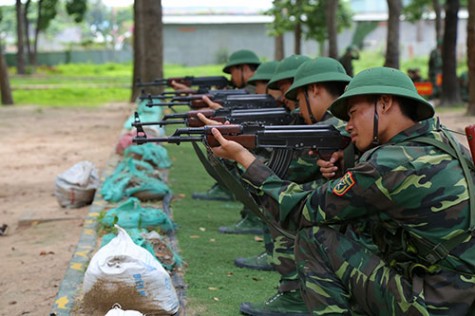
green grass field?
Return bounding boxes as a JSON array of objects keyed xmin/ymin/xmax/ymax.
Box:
[{"xmin": 164, "ymin": 141, "xmax": 280, "ymax": 315}]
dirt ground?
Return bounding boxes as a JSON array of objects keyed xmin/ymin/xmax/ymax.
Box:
[
  {"xmin": 0, "ymin": 103, "xmax": 132, "ymax": 316},
  {"xmin": 0, "ymin": 103, "xmax": 472, "ymax": 316}
]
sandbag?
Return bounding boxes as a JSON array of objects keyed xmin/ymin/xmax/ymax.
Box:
[
  {"xmin": 55, "ymin": 160, "xmax": 99, "ymax": 208},
  {"xmin": 83, "ymin": 225, "xmax": 179, "ymax": 315}
]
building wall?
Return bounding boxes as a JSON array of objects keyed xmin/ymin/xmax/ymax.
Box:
[
  {"xmin": 164, "ymin": 18, "xmax": 468, "ymax": 66},
  {"xmin": 5, "ymin": 18, "xmax": 468, "ymax": 67}
]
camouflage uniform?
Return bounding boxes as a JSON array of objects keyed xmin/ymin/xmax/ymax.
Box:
[
  {"xmin": 240, "ymin": 91, "xmax": 475, "ymax": 314},
  {"xmin": 263, "ymin": 113, "xmax": 346, "ymax": 294},
  {"xmin": 239, "ymin": 58, "xmax": 353, "ymax": 316}
]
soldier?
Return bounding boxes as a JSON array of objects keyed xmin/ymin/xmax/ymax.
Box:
[
  {"xmin": 239, "ymin": 57, "xmax": 352, "ymax": 316},
  {"xmin": 428, "ymin": 39, "xmax": 443, "ymax": 99},
  {"xmin": 218, "ymin": 55, "xmax": 311, "ymax": 237},
  {"xmin": 191, "ymin": 49, "xmax": 261, "ymax": 201},
  {"xmin": 246, "ymin": 60, "xmax": 281, "ymax": 99},
  {"xmin": 210, "ymin": 67, "xmax": 475, "ymax": 314},
  {"xmin": 338, "ymin": 45, "xmax": 360, "ymax": 77}
]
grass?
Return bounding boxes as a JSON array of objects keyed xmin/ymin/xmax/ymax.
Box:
[
  {"xmin": 161, "ymin": 140, "xmax": 280, "ymax": 315},
  {"xmin": 8, "ymin": 63, "xmax": 225, "ymax": 107}
]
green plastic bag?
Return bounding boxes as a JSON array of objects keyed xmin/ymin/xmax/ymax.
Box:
[{"xmin": 100, "ymin": 197, "xmax": 175, "ymax": 232}]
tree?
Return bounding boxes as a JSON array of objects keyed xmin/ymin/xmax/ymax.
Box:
[
  {"xmin": 274, "ymin": 34, "xmax": 284, "ymax": 60},
  {"xmin": 325, "ymin": 0, "xmax": 338, "ymax": 58},
  {"xmin": 433, "ymin": 0, "xmax": 443, "ymax": 41},
  {"xmin": 266, "ymin": 0, "xmax": 304, "ymax": 55},
  {"xmin": 15, "ymin": 0, "xmax": 26, "ymax": 74},
  {"xmin": 440, "ymin": 0, "xmax": 461, "ymax": 106},
  {"xmin": 18, "ymin": 0, "xmax": 87, "ymax": 69},
  {"xmin": 304, "ymin": 0, "xmax": 351, "ymax": 56},
  {"xmin": 403, "ymin": 0, "xmax": 443, "ymax": 42},
  {"xmin": 384, "ymin": 0, "xmax": 402, "ymax": 69},
  {"xmin": 0, "ymin": 8, "xmax": 14, "ymax": 105},
  {"xmin": 467, "ymin": 0, "xmax": 475, "ymax": 115},
  {"xmin": 266, "ymin": 0, "xmax": 351, "ymax": 57},
  {"xmin": 130, "ymin": 0, "xmax": 163, "ymax": 101}
]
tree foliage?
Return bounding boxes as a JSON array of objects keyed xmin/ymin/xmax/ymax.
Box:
[
  {"xmin": 265, "ymin": 0, "xmax": 352, "ymax": 46},
  {"xmin": 66, "ymin": 0, "xmax": 87, "ymax": 23},
  {"xmin": 38, "ymin": 0, "xmax": 59, "ymax": 32}
]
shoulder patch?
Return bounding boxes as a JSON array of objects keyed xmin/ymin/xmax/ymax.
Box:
[{"xmin": 332, "ymin": 171, "xmax": 355, "ymax": 196}]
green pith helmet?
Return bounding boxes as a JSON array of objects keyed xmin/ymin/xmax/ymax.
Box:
[
  {"xmin": 247, "ymin": 61, "xmax": 280, "ymax": 85},
  {"xmin": 285, "ymin": 57, "xmax": 352, "ymax": 101},
  {"xmin": 330, "ymin": 67, "xmax": 435, "ymax": 121},
  {"xmin": 267, "ymin": 55, "xmax": 312, "ymax": 90},
  {"xmin": 222, "ymin": 49, "xmax": 261, "ymax": 74}
]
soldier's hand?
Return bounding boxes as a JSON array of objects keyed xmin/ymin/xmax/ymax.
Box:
[
  {"xmin": 202, "ymin": 95, "xmax": 223, "ymax": 109},
  {"xmin": 317, "ymin": 150, "xmax": 343, "ymax": 179},
  {"xmin": 170, "ymin": 80, "xmax": 189, "ymax": 91},
  {"xmin": 197, "ymin": 112, "xmax": 223, "ymax": 126},
  {"xmin": 210, "ymin": 127, "xmax": 256, "ymax": 169}
]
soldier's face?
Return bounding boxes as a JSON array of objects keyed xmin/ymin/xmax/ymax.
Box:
[
  {"xmin": 254, "ymin": 81, "xmax": 268, "ymax": 94},
  {"xmin": 346, "ymin": 96, "xmax": 376, "ymax": 151},
  {"xmin": 277, "ymin": 80, "xmax": 296, "ymax": 111},
  {"xmin": 229, "ymin": 66, "xmax": 243, "ymax": 87}
]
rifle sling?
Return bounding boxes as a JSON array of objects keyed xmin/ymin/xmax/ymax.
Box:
[
  {"xmin": 207, "ymin": 152, "xmax": 296, "ymax": 240},
  {"xmin": 192, "ymin": 142, "xmax": 234, "ymax": 197}
]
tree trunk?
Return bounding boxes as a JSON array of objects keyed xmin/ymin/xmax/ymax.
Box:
[
  {"xmin": 294, "ymin": 0, "xmax": 302, "ymax": 55},
  {"xmin": 24, "ymin": 0, "xmax": 33, "ymax": 65},
  {"xmin": 294, "ymin": 22, "xmax": 302, "ymax": 55},
  {"xmin": 384, "ymin": 0, "xmax": 401, "ymax": 69},
  {"xmin": 0, "ymin": 45, "xmax": 14, "ymax": 105},
  {"xmin": 130, "ymin": 0, "xmax": 144, "ymax": 102},
  {"xmin": 433, "ymin": 0, "xmax": 443, "ymax": 41},
  {"xmin": 466, "ymin": 0, "xmax": 475, "ymax": 115},
  {"xmin": 440, "ymin": 0, "xmax": 461, "ymax": 106},
  {"xmin": 16, "ymin": 0, "xmax": 26, "ymax": 74},
  {"xmin": 30, "ymin": 0, "xmax": 43, "ymax": 71},
  {"xmin": 138, "ymin": 0, "xmax": 163, "ymax": 96},
  {"xmin": 326, "ymin": 0, "xmax": 338, "ymax": 58},
  {"xmin": 274, "ymin": 34, "xmax": 284, "ymax": 61}
]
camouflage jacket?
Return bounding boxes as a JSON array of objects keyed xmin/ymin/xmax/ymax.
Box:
[{"xmin": 242, "ymin": 118, "xmax": 475, "ymax": 275}]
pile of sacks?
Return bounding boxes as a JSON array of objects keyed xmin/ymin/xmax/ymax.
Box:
[
  {"xmin": 82, "ymin": 224, "xmax": 180, "ymax": 315},
  {"xmin": 81, "ymin": 97, "xmax": 182, "ymax": 314}
]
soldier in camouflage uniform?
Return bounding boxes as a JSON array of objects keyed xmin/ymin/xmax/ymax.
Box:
[
  {"xmin": 239, "ymin": 58, "xmax": 352, "ymax": 316},
  {"xmin": 192, "ymin": 49, "xmax": 261, "ymax": 202},
  {"xmin": 218, "ymin": 55, "xmax": 312, "ymax": 237},
  {"xmin": 209, "ymin": 67, "xmax": 475, "ymax": 315}
]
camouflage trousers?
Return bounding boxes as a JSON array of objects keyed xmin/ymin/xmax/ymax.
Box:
[
  {"xmin": 263, "ymin": 224, "xmax": 300, "ymax": 292},
  {"xmin": 295, "ymin": 226, "xmax": 475, "ymax": 315}
]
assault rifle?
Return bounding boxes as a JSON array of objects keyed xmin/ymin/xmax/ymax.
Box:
[
  {"xmin": 146, "ymin": 93, "xmax": 279, "ymax": 110},
  {"xmin": 139, "ymin": 88, "xmax": 248, "ymax": 101},
  {"xmin": 135, "ymin": 76, "xmax": 230, "ymax": 90},
  {"xmin": 133, "ymin": 122, "xmax": 350, "ymax": 177},
  {"xmin": 133, "ymin": 107, "xmax": 294, "ymax": 128}
]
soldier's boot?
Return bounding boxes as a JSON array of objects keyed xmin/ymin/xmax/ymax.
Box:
[
  {"xmin": 240, "ymin": 290, "xmax": 311, "ymax": 316},
  {"xmin": 218, "ymin": 214, "xmax": 264, "ymax": 235},
  {"xmin": 234, "ymin": 251, "xmax": 274, "ymax": 271},
  {"xmin": 192, "ymin": 183, "xmax": 234, "ymax": 201}
]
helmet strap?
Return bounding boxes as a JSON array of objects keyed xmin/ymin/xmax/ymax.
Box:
[
  {"xmin": 304, "ymin": 88, "xmax": 317, "ymax": 124},
  {"xmin": 372, "ymin": 100, "xmax": 380, "ymax": 146}
]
